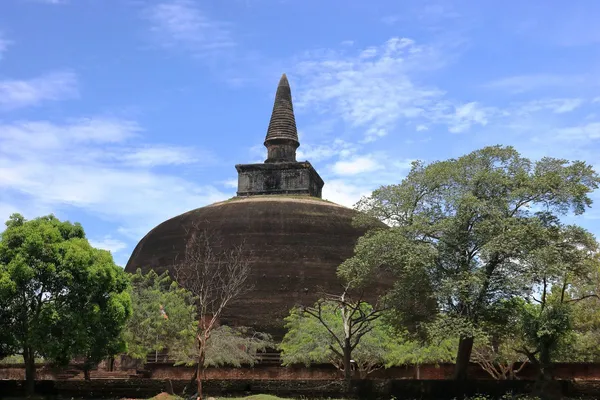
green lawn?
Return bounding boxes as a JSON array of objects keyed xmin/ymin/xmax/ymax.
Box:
[
  {"xmin": 222, "ymin": 396, "xmax": 294, "ymax": 400},
  {"xmin": 147, "ymin": 394, "xmax": 333, "ymax": 400}
]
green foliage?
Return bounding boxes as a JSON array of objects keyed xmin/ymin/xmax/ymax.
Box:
[
  {"xmin": 123, "ymin": 269, "xmax": 197, "ymax": 363},
  {"xmin": 515, "ymin": 220, "xmax": 600, "ymax": 374},
  {"xmin": 281, "ymin": 301, "xmax": 416, "ymax": 376},
  {"xmin": 338, "ymin": 146, "xmax": 600, "ymax": 377},
  {"xmin": 458, "ymin": 395, "xmax": 541, "ymax": 400},
  {"xmin": 384, "ymin": 333, "xmax": 457, "ymax": 367},
  {"xmin": 0, "ymin": 213, "xmax": 131, "ymax": 377},
  {"xmin": 173, "ymin": 325, "xmax": 273, "ymax": 368}
]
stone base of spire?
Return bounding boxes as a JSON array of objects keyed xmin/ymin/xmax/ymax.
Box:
[{"xmin": 235, "ymin": 161, "xmax": 324, "ymax": 198}]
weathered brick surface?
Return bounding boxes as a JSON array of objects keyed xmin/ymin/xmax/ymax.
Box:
[
  {"xmin": 235, "ymin": 161, "xmax": 323, "ymax": 198},
  {"xmin": 6, "ymin": 362, "xmax": 600, "ymax": 382},
  {"xmin": 2, "ymin": 378, "xmax": 600, "ymax": 399},
  {"xmin": 125, "ymin": 196, "xmax": 388, "ymax": 337}
]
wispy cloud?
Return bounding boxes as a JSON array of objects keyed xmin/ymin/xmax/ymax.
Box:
[
  {"xmin": 0, "ymin": 34, "xmax": 11, "ymax": 59},
  {"xmin": 331, "ymin": 155, "xmax": 383, "ymax": 176},
  {"xmin": 517, "ymin": 98, "xmax": 585, "ymax": 114},
  {"xmin": 0, "ymin": 71, "xmax": 78, "ymax": 110},
  {"xmin": 32, "ymin": 0, "xmax": 68, "ymax": 4},
  {"xmin": 89, "ymin": 235, "xmax": 128, "ymax": 255},
  {"xmin": 555, "ymin": 122, "xmax": 600, "ymax": 141},
  {"xmin": 145, "ymin": 0, "xmax": 235, "ymax": 55},
  {"xmin": 293, "ymin": 37, "xmax": 453, "ymax": 142},
  {"xmin": 431, "ymin": 101, "xmax": 493, "ymax": 134},
  {"xmin": 120, "ymin": 144, "xmax": 213, "ymax": 167},
  {"xmin": 297, "ymin": 139, "xmax": 357, "ymax": 163},
  {"xmin": 484, "ymin": 74, "xmax": 590, "ymax": 94},
  {"xmin": 0, "ymin": 117, "xmax": 228, "ymax": 241}
]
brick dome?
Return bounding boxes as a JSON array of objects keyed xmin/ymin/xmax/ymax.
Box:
[{"xmin": 124, "ymin": 196, "xmax": 387, "ymax": 337}]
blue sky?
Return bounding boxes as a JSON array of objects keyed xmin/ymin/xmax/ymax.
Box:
[{"xmin": 1, "ymin": 0, "xmax": 599, "ymax": 267}]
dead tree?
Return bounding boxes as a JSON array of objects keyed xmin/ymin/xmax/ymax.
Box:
[{"xmin": 173, "ymin": 223, "xmax": 253, "ymax": 400}]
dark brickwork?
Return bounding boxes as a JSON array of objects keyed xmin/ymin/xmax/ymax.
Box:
[
  {"xmin": 236, "ymin": 162, "xmax": 324, "ymax": 198},
  {"xmin": 237, "ymin": 73, "xmax": 325, "ymax": 198},
  {"xmin": 2, "ymin": 379, "xmax": 599, "ymax": 399},
  {"xmin": 264, "ymin": 74, "xmax": 299, "ymax": 156},
  {"xmin": 125, "ymin": 197, "xmax": 387, "ymax": 337}
]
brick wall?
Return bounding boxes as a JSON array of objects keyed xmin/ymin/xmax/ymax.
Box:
[
  {"xmin": 1, "ymin": 378, "xmax": 600, "ymax": 399},
  {"xmin": 4, "ymin": 362, "xmax": 600, "ymax": 381}
]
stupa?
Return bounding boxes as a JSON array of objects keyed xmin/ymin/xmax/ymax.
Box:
[{"xmin": 125, "ymin": 74, "xmax": 386, "ymax": 337}]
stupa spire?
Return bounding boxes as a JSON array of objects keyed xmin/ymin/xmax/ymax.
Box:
[{"xmin": 264, "ymin": 73, "xmax": 299, "ymax": 163}]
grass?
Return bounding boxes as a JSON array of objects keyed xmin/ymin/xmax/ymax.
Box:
[
  {"xmin": 221, "ymin": 396, "xmax": 294, "ymax": 400},
  {"xmin": 0, "ymin": 355, "xmax": 45, "ymax": 364},
  {"xmin": 146, "ymin": 395, "xmax": 340, "ymax": 400}
]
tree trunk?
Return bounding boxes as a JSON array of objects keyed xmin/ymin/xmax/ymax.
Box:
[
  {"xmin": 535, "ymin": 344, "xmax": 557, "ymax": 400},
  {"xmin": 23, "ymin": 346, "xmax": 36, "ymax": 396},
  {"xmin": 453, "ymin": 336, "xmax": 474, "ymax": 381},
  {"xmin": 84, "ymin": 367, "xmax": 91, "ymax": 381},
  {"xmin": 539, "ymin": 344, "xmax": 552, "ymax": 382},
  {"xmin": 343, "ymin": 338, "xmax": 352, "ymax": 384},
  {"xmin": 196, "ymin": 361, "xmax": 203, "ymax": 400},
  {"xmin": 196, "ymin": 340, "xmax": 206, "ymax": 400}
]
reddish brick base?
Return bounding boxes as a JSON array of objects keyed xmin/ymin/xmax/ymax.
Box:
[
  {"xmin": 3, "ymin": 361, "xmax": 600, "ymax": 381},
  {"xmin": 1, "ymin": 378, "xmax": 600, "ymax": 399}
]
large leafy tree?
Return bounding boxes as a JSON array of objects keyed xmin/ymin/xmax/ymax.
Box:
[
  {"xmin": 339, "ymin": 146, "xmax": 599, "ymax": 380},
  {"xmin": 0, "ymin": 214, "xmax": 131, "ymax": 393},
  {"xmin": 123, "ymin": 269, "xmax": 197, "ymax": 364},
  {"xmin": 516, "ymin": 219, "xmax": 599, "ymax": 396},
  {"xmin": 43, "ymin": 248, "xmax": 131, "ymax": 380}
]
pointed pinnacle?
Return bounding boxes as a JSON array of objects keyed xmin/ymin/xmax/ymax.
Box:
[{"xmin": 264, "ymin": 73, "xmax": 299, "ymax": 145}]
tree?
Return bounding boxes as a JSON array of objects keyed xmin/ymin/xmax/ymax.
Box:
[
  {"xmin": 172, "ymin": 224, "xmax": 254, "ymax": 400},
  {"xmin": 558, "ymin": 260, "xmax": 600, "ymax": 362},
  {"xmin": 384, "ymin": 328, "xmax": 456, "ymax": 379},
  {"xmin": 0, "ymin": 214, "xmax": 131, "ymax": 393},
  {"xmin": 339, "ymin": 146, "xmax": 599, "ymax": 380},
  {"xmin": 280, "ymin": 287, "xmax": 385, "ymax": 383},
  {"xmin": 45, "ymin": 251, "xmax": 131, "ymax": 380},
  {"xmin": 471, "ymin": 332, "xmax": 528, "ymax": 380},
  {"xmin": 515, "ymin": 219, "xmax": 599, "ymax": 397},
  {"xmin": 171, "ymin": 325, "xmax": 273, "ymax": 368},
  {"xmin": 123, "ymin": 269, "xmax": 197, "ymax": 365}
]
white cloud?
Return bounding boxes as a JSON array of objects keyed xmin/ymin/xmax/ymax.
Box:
[
  {"xmin": 446, "ymin": 102, "xmax": 490, "ymax": 133},
  {"xmin": 555, "ymin": 122, "xmax": 600, "ymax": 141},
  {"xmin": 322, "ymin": 179, "xmax": 372, "ymax": 208},
  {"xmin": 0, "ymin": 118, "xmax": 228, "ymax": 241},
  {"xmin": 0, "ymin": 34, "xmax": 11, "ymax": 59},
  {"xmin": 322, "ymin": 158, "xmax": 413, "ymax": 207},
  {"xmin": 297, "ymin": 139, "xmax": 357, "ymax": 162},
  {"xmin": 331, "ymin": 155, "xmax": 383, "ymax": 176},
  {"xmin": 292, "ymin": 37, "xmax": 484, "ymax": 141},
  {"xmin": 518, "ymin": 98, "xmax": 585, "ymax": 114},
  {"xmin": 145, "ymin": 0, "xmax": 235, "ymax": 54},
  {"xmin": 382, "ymin": 15, "xmax": 401, "ymax": 25},
  {"xmin": 484, "ymin": 74, "xmax": 589, "ymax": 94},
  {"xmin": 89, "ymin": 236, "xmax": 128, "ymax": 254},
  {"xmin": 120, "ymin": 145, "xmax": 207, "ymax": 167},
  {"xmin": 0, "ymin": 71, "xmax": 78, "ymax": 110},
  {"xmin": 222, "ymin": 179, "xmax": 238, "ymax": 189}
]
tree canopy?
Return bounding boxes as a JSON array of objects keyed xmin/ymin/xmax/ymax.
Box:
[
  {"xmin": 280, "ymin": 301, "xmax": 393, "ymax": 378},
  {"xmin": 0, "ymin": 213, "xmax": 131, "ymax": 391},
  {"xmin": 123, "ymin": 269, "xmax": 197, "ymax": 364},
  {"xmin": 339, "ymin": 145, "xmax": 600, "ymax": 380}
]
